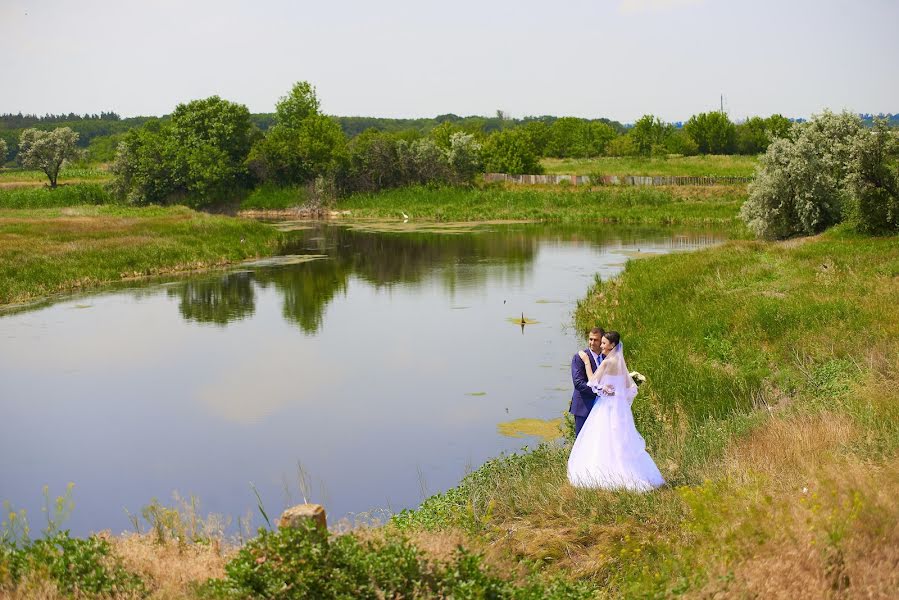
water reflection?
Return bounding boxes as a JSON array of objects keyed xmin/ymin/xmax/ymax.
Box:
[
  {"xmin": 170, "ymin": 271, "xmax": 257, "ymax": 325},
  {"xmin": 157, "ymin": 223, "xmax": 722, "ymax": 333}
]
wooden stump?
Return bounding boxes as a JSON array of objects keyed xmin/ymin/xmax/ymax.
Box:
[{"xmin": 278, "ymin": 503, "xmax": 327, "ymax": 530}]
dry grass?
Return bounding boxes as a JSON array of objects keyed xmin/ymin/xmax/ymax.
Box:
[{"xmin": 108, "ymin": 534, "xmax": 230, "ymax": 600}]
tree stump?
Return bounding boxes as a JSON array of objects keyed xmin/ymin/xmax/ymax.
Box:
[{"xmin": 278, "ymin": 503, "xmax": 327, "ymax": 530}]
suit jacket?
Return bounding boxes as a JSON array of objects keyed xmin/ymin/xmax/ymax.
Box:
[{"xmin": 570, "ymin": 349, "xmax": 601, "ymax": 418}]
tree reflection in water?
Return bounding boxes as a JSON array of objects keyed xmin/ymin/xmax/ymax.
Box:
[{"xmin": 164, "ymin": 223, "xmax": 723, "ymax": 332}]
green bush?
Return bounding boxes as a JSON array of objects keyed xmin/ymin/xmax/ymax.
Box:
[
  {"xmin": 0, "ymin": 532, "xmax": 145, "ymax": 597},
  {"xmin": 740, "ymin": 111, "xmax": 861, "ymax": 239},
  {"xmin": 843, "ymin": 119, "xmax": 899, "ymax": 234},
  {"xmin": 202, "ymin": 520, "xmax": 593, "ymax": 599}
]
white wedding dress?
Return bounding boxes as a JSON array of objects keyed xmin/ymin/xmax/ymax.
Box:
[{"xmin": 567, "ymin": 352, "xmax": 665, "ymax": 492}]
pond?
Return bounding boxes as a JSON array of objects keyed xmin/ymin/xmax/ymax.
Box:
[{"xmin": 0, "ymin": 222, "xmax": 725, "ymax": 536}]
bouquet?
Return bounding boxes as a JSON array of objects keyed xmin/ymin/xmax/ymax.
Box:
[{"xmin": 629, "ymin": 371, "xmax": 647, "ymax": 387}]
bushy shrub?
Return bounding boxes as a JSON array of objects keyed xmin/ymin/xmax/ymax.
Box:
[
  {"xmin": 0, "ymin": 532, "xmax": 145, "ymax": 597},
  {"xmin": 740, "ymin": 111, "xmax": 863, "ymax": 239},
  {"xmin": 605, "ymin": 133, "xmax": 638, "ymax": 157},
  {"xmin": 481, "ymin": 129, "xmax": 542, "ymax": 174},
  {"xmin": 201, "ymin": 521, "xmax": 592, "ymax": 599},
  {"xmin": 843, "ymin": 119, "xmax": 899, "ymax": 234}
]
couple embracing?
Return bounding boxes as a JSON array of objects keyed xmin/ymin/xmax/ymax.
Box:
[{"xmin": 567, "ymin": 327, "xmax": 665, "ymax": 492}]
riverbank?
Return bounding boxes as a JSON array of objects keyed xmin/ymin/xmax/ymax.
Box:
[
  {"xmin": 0, "ymin": 206, "xmax": 286, "ymax": 307},
  {"xmin": 0, "ymin": 184, "xmax": 747, "ymax": 308},
  {"xmin": 330, "ymin": 185, "xmax": 748, "ymax": 227},
  {"xmin": 392, "ymin": 225, "xmax": 899, "ymax": 597}
]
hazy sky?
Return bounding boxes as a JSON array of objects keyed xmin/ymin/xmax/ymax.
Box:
[{"xmin": 2, "ymin": 0, "xmax": 897, "ymax": 123}]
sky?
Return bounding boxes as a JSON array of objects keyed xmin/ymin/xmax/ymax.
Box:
[{"xmin": 1, "ymin": 0, "xmax": 897, "ymax": 123}]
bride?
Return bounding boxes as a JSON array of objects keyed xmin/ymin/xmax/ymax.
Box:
[{"xmin": 567, "ymin": 331, "xmax": 665, "ymax": 491}]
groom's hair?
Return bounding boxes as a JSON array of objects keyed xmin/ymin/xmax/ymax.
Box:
[{"xmin": 588, "ymin": 327, "xmax": 605, "ymax": 338}]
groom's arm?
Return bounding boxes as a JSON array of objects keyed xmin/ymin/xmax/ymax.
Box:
[{"xmin": 571, "ymin": 355, "xmax": 592, "ymax": 395}]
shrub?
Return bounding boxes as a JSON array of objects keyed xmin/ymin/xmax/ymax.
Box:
[
  {"xmin": 740, "ymin": 111, "xmax": 862, "ymax": 239},
  {"xmin": 843, "ymin": 119, "xmax": 899, "ymax": 234},
  {"xmin": 481, "ymin": 129, "xmax": 542, "ymax": 174},
  {"xmin": 201, "ymin": 521, "xmax": 593, "ymax": 599},
  {"xmin": 0, "ymin": 532, "xmax": 146, "ymax": 597}
]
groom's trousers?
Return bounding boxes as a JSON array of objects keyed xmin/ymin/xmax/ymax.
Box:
[{"xmin": 574, "ymin": 415, "xmax": 588, "ymax": 438}]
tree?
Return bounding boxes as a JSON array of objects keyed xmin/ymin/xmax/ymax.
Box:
[
  {"xmin": 275, "ymin": 81, "xmax": 320, "ymax": 130},
  {"xmin": 545, "ymin": 118, "xmax": 617, "ymax": 158},
  {"xmin": 735, "ymin": 117, "xmax": 770, "ymax": 155},
  {"xmin": 111, "ymin": 97, "xmax": 257, "ymax": 205},
  {"xmin": 17, "ymin": 127, "xmax": 80, "ymax": 187},
  {"xmin": 684, "ymin": 112, "xmax": 736, "ymax": 154},
  {"xmin": 247, "ymin": 82, "xmax": 346, "ymax": 186},
  {"xmin": 630, "ymin": 115, "xmax": 673, "ymax": 157},
  {"xmin": 843, "ymin": 119, "xmax": 899, "ymax": 234},
  {"xmin": 740, "ymin": 111, "xmax": 863, "ymax": 239},
  {"xmin": 0, "ymin": 138, "xmax": 7, "ymax": 164},
  {"xmin": 736, "ymin": 114, "xmax": 793, "ymax": 154},
  {"xmin": 481, "ymin": 129, "xmax": 542, "ymax": 175}
]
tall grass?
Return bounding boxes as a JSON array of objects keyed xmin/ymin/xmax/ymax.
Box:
[
  {"xmin": 540, "ymin": 155, "xmax": 759, "ymax": 177},
  {"xmin": 0, "ymin": 184, "xmax": 115, "ymax": 208},
  {"xmin": 0, "ymin": 166, "xmax": 111, "ymax": 183},
  {"xmin": 0, "ymin": 206, "xmax": 287, "ymax": 305},
  {"xmin": 336, "ymin": 185, "xmax": 748, "ymax": 228},
  {"xmin": 239, "ymin": 184, "xmax": 309, "ymax": 211},
  {"xmin": 393, "ymin": 225, "xmax": 899, "ymax": 596}
]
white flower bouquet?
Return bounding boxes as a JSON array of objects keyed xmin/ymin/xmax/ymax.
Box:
[{"xmin": 630, "ymin": 371, "xmax": 647, "ymax": 387}]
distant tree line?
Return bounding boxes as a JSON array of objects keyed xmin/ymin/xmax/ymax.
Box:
[
  {"xmin": 4, "ymin": 83, "xmax": 897, "ymax": 208},
  {"xmin": 0, "ymin": 112, "xmax": 153, "ymax": 164}
]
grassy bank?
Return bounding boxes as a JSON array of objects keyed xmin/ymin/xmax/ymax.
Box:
[
  {"xmin": 334, "ymin": 185, "xmax": 748, "ymax": 227},
  {"xmin": 391, "ymin": 226, "xmax": 899, "ymax": 597},
  {"xmin": 0, "ymin": 206, "xmax": 286, "ymax": 306},
  {"xmin": 540, "ymin": 155, "xmax": 759, "ymax": 177}
]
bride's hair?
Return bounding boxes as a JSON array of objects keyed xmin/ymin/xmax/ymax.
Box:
[{"xmin": 603, "ymin": 331, "xmax": 621, "ymax": 346}]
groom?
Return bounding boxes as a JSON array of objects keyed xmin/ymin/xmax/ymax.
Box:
[{"xmin": 570, "ymin": 327, "xmax": 605, "ymax": 438}]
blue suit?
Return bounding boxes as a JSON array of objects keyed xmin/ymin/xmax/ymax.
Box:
[{"xmin": 570, "ymin": 349, "xmax": 601, "ymax": 438}]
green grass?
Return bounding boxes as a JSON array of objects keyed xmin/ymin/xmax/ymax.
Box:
[
  {"xmin": 0, "ymin": 205, "xmax": 287, "ymax": 306},
  {"xmin": 540, "ymin": 155, "xmax": 759, "ymax": 177},
  {"xmin": 0, "ymin": 165, "xmax": 111, "ymax": 183},
  {"xmin": 335, "ymin": 185, "xmax": 749, "ymax": 228},
  {"xmin": 0, "ymin": 183, "xmax": 115, "ymax": 209},
  {"xmin": 239, "ymin": 184, "xmax": 309, "ymax": 211},
  {"xmin": 393, "ymin": 226, "xmax": 899, "ymax": 597}
]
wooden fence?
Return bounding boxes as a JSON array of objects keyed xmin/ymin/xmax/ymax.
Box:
[{"xmin": 484, "ymin": 173, "xmax": 752, "ymax": 186}]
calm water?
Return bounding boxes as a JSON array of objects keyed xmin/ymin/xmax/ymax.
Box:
[{"xmin": 0, "ymin": 222, "xmax": 724, "ymax": 535}]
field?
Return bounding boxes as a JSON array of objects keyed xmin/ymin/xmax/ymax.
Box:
[{"xmin": 540, "ymin": 155, "xmax": 759, "ymax": 177}]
